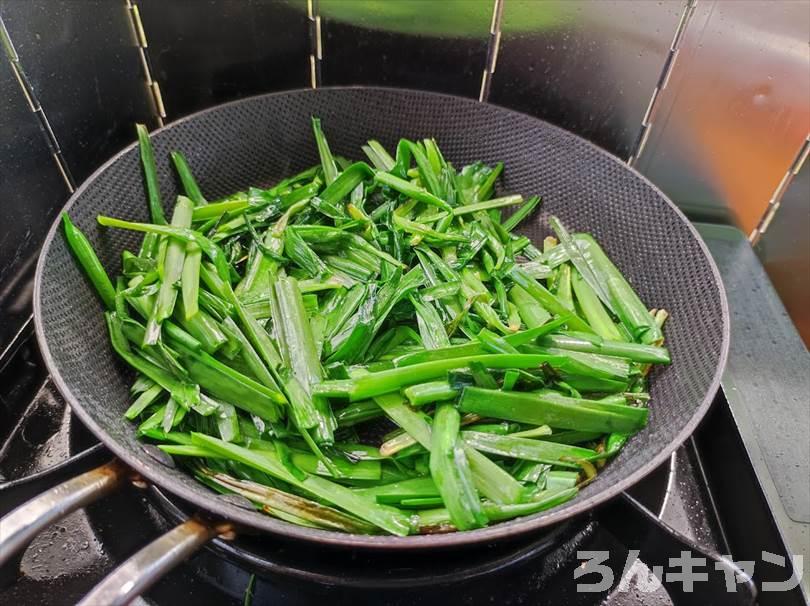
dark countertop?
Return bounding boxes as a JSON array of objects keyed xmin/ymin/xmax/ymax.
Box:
[{"xmin": 697, "ymin": 223, "xmax": 809, "ymax": 598}]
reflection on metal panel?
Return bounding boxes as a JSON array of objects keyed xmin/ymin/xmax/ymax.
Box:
[
  {"xmin": 0, "ymin": 0, "xmax": 155, "ymax": 183},
  {"xmin": 136, "ymin": 0, "xmax": 310, "ymax": 119},
  {"xmin": 489, "ymin": 0, "xmax": 683, "ymax": 159},
  {"xmin": 0, "ymin": 58, "xmax": 70, "ymax": 355},
  {"xmin": 319, "ymin": 0, "xmax": 492, "ymax": 98},
  {"xmin": 756, "ymin": 145, "xmax": 810, "ymax": 345},
  {"xmin": 635, "ymin": 0, "xmax": 810, "ymax": 230}
]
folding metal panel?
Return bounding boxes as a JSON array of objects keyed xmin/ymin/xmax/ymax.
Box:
[
  {"xmin": 0, "ymin": 58, "xmax": 70, "ymax": 355},
  {"xmin": 489, "ymin": 0, "xmax": 683, "ymax": 159},
  {"xmin": 756, "ymin": 151, "xmax": 810, "ymax": 345},
  {"xmin": 136, "ymin": 0, "xmax": 310, "ymax": 119},
  {"xmin": 634, "ymin": 0, "xmax": 810, "ymax": 230},
  {"xmin": 319, "ymin": 0, "xmax": 492, "ymax": 98},
  {"xmin": 0, "ymin": 0, "xmax": 155, "ymax": 183}
]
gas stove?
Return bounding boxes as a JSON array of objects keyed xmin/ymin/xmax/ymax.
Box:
[{"xmin": 1, "ymin": 225, "xmax": 807, "ymax": 606}]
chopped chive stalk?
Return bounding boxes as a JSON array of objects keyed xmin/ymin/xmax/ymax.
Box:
[
  {"xmin": 459, "ymin": 387, "xmax": 648, "ymax": 434},
  {"xmin": 391, "ymin": 321, "xmax": 565, "ymax": 367},
  {"xmin": 571, "ymin": 269, "xmax": 623, "ymax": 341},
  {"xmin": 465, "ymin": 447, "xmax": 523, "ymax": 505},
  {"xmin": 555, "ymin": 263, "xmax": 574, "ymax": 311},
  {"xmin": 171, "ymin": 151, "xmax": 207, "ymax": 205},
  {"xmin": 374, "ymin": 171, "xmax": 452, "ymax": 212},
  {"xmin": 144, "ymin": 196, "xmax": 194, "ymax": 345},
  {"xmin": 329, "ymin": 353, "xmax": 565, "ymax": 401},
  {"xmin": 462, "ymin": 431, "xmax": 599, "ymax": 468},
  {"xmin": 509, "ymin": 425, "xmax": 553, "ymax": 439},
  {"xmin": 336, "ymin": 399, "xmax": 384, "ymax": 427},
  {"xmin": 451, "ymin": 195, "xmax": 523, "ymax": 216},
  {"xmin": 539, "ymin": 331, "xmax": 670, "ymax": 364},
  {"xmin": 98, "ymin": 215, "xmax": 233, "ymax": 282},
  {"xmin": 549, "ymin": 217, "xmax": 614, "ymax": 315},
  {"xmin": 62, "ymin": 213, "xmax": 116, "ymax": 310},
  {"xmin": 509, "ymin": 284, "xmax": 551, "ymax": 328},
  {"xmin": 546, "ymin": 471, "xmax": 580, "ymax": 491},
  {"xmin": 356, "ymin": 477, "xmax": 439, "ymax": 501},
  {"xmin": 502, "ymin": 196, "xmax": 541, "ymax": 232},
  {"xmin": 429, "ymin": 404, "xmax": 488, "ymax": 530},
  {"xmin": 106, "ymin": 312, "xmax": 200, "ymax": 410},
  {"xmin": 403, "ymin": 381, "xmax": 458, "ymax": 407},
  {"xmin": 412, "ymin": 295, "xmax": 450, "ymax": 349},
  {"xmin": 576, "ymin": 234, "xmax": 663, "ymax": 345},
  {"xmin": 174, "ymin": 303, "xmax": 228, "ymax": 353},
  {"xmin": 312, "ymin": 162, "xmax": 373, "ymax": 215},
  {"xmin": 196, "ymin": 465, "xmax": 375, "ymax": 533},
  {"xmin": 191, "ymin": 434, "xmax": 413, "ymax": 535},
  {"xmin": 136, "ymin": 123, "xmax": 166, "ymax": 225},
  {"xmin": 192, "ymin": 198, "xmax": 249, "ymax": 221},
  {"xmin": 365, "ymin": 139, "xmax": 395, "ymax": 171},
  {"xmin": 273, "ymin": 275, "xmax": 336, "ymax": 443},
  {"xmin": 216, "ymin": 400, "xmax": 242, "ymax": 442},
  {"xmin": 125, "ymin": 382, "xmax": 164, "ymax": 419},
  {"xmin": 220, "ymin": 317, "xmax": 278, "ymax": 390},
  {"xmin": 393, "ymin": 214, "xmax": 467, "ymax": 243},
  {"xmin": 311, "ymin": 117, "xmax": 339, "ymax": 185},
  {"xmin": 477, "ymin": 328, "xmax": 519, "ymax": 354},
  {"xmin": 181, "ymin": 242, "xmax": 202, "ymax": 319},
  {"xmin": 509, "ymin": 267, "xmax": 591, "ymax": 333},
  {"xmin": 415, "ymin": 487, "xmax": 577, "ymax": 532},
  {"xmin": 421, "ymin": 281, "xmax": 460, "ymax": 301},
  {"xmin": 475, "ymin": 161, "xmax": 503, "ymax": 202},
  {"xmin": 178, "ymin": 346, "xmax": 283, "ymax": 420}
]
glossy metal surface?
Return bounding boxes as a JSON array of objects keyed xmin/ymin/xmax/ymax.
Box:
[
  {"xmin": 136, "ymin": 0, "xmax": 310, "ymax": 119},
  {"xmin": 319, "ymin": 0, "xmax": 492, "ymax": 98},
  {"xmin": 755, "ymin": 143, "xmax": 810, "ymax": 344},
  {"xmin": 0, "ymin": 0, "xmax": 154, "ymax": 358},
  {"xmin": 0, "ymin": 45, "xmax": 70, "ymax": 359},
  {"xmin": 0, "ymin": 460, "xmax": 125, "ymax": 567},
  {"xmin": 635, "ymin": 0, "xmax": 810, "ymax": 231},
  {"xmin": 489, "ymin": 0, "xmax": 684, "ymax": 159},
  {"xmin": 77, "ymin": 518, "xmax": 221, "ymax": 606},
  {"xmin": 0, "ymin": 0, "xmax": 155, "ymax": 183}
]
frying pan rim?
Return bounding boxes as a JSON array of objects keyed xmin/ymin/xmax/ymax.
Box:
[{"xmin": 33, "ymin": 85, "xmax": 730, "ymax": 549}]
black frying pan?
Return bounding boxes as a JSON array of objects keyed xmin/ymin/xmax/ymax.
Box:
[{"xmin": 1, "ymin": 87, "xmax": 729, "ymax": 604}]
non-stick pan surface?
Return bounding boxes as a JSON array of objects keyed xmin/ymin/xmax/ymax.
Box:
[{"xmin": 34, "ymin": 87, "xmax": 729, "ymax": 549}]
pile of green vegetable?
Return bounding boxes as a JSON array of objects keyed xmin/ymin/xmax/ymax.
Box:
[{"xmin": 62, "ymin": 119, "xmax": 670, "ymax": 535}]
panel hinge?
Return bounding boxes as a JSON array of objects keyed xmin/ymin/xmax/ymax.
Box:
[
  {"xmin": 479, "ymin": 0, "xmax": 504, "ymax": 102},
  {"xmin": 0, "ymin": 15, "xmax": 75, "ymax": 192},
  {"xmin": 127, "ymin": 1, "xmax": 166, "ymax": 125},
  {"xmin": 749, "ymin": 135, "xmax": 810, "ymax": 243},
  {"xmin": 308, "ymin": 0, "xmax": 322, "ymax": 88},
  {"xmin": 628, "ymin": 0, "xmax": 697, "ymax": 165}
]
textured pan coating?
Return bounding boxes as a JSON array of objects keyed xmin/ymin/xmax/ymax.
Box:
[{"xmin": 34, "ymin": 87, "xmax": 728, "ymax": 549}]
